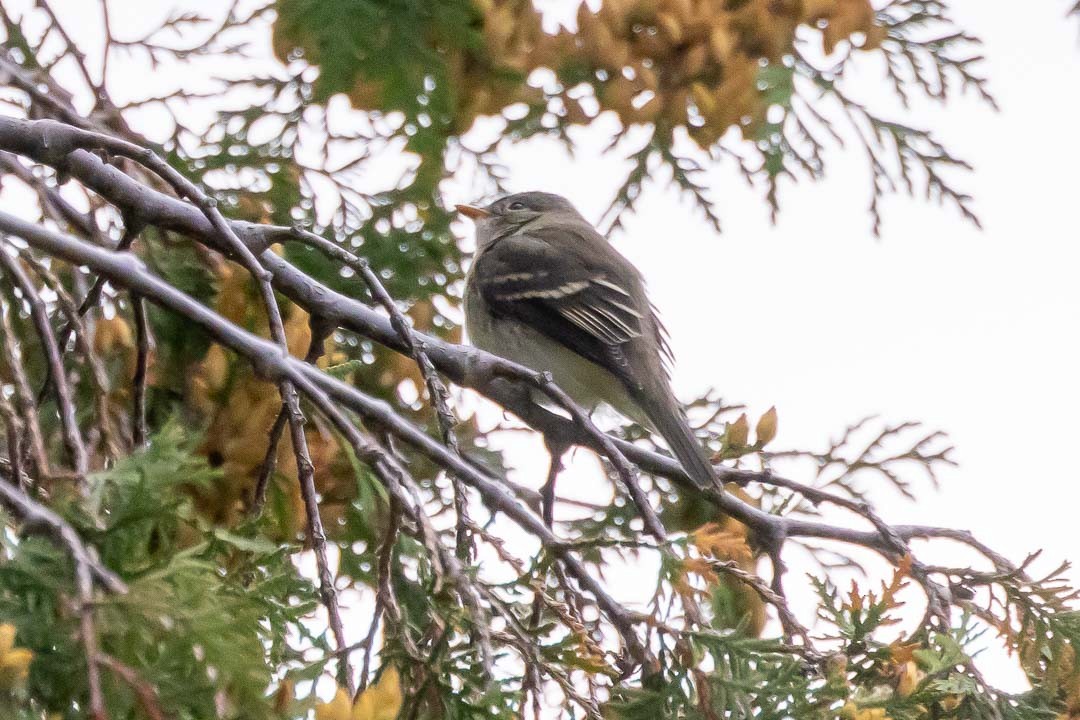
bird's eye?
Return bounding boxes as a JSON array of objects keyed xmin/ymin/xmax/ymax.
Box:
[{"xmin": 508, "ymin": 201, "xmax": 525, "ymax": 210}]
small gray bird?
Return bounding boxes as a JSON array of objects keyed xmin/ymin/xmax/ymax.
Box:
[{"xmin": 457, "ymin": 191, "xmax": 717, "ymax": 489}]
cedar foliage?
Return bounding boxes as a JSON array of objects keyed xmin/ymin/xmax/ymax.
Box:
[{"xmin": 0, "ymin": 2, "xmax": 1077, "ymax": 719}]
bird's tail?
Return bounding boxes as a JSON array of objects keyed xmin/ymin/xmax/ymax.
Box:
[{"xmin": 633, "ymin": 386, "xmax": 717, "ymax": 489}]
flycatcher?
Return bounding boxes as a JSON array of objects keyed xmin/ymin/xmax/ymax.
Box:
[{"xmin": 457, "ymin": 191, "xmax": 717, "ymax": 489}]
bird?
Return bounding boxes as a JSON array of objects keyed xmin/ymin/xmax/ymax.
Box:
[{"xmin": 456, "ymin": 190, "xmax": 718, "ymax": 490}]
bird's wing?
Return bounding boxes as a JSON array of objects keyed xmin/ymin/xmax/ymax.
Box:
[{"xmin": 473, "ymin": 225, "xmax": 670, "ymax": 380}]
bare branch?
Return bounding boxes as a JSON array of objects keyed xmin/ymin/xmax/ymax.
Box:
[
  {"xmin": 0, "ymin": 392, "xmax": 25, "ymax": 488},
  {"xmin": 18, "ymin": 248, "xmax": 121, "ymax": 459},
  {"xmin": 0, "ymin": 298, "xmax": 50, "ymax": 476},
  {"xmin": 0, "ymin": 242, "xmax": 89, "ymax": 477},
  {"xmin": 131, "ymin": 293, "xmax": 149, "ymax": 448},
  {"xmin": 250, "ymin": 321, "xmax": 330, "ymax": 516}
]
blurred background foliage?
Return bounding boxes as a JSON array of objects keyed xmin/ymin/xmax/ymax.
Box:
[{"xmin": 0, "ymin": 1, "xmax": 1078, "ymax": 719}]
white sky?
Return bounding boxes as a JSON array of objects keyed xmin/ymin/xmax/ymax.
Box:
[{"xmin": 3, "ymin": 0, "xmax": 1079, "ymax": 699}]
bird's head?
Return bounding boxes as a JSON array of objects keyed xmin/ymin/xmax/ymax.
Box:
[{"xmin": 456, "ymin": 191, "xmax": 586, "ymax": 246}]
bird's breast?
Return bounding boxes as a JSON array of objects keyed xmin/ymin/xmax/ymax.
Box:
[{"xmin": 463, "ymin": 279, "xmax": 647, "ymax": 424}]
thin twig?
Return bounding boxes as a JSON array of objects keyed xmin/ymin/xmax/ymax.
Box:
[
  {"xmin": 37, "ymin": 222, "xmax": 141, "ymax": 405},
  {"xmin": 0, "ymin": 393, "xmax": 25, "ymax": 488},
  {"xmin": 712, "ymin": 558, "xmax": 819, "ymax": 657},
  {"xmin": 78, "ymin": 562, "xmax": 107, "ymax": 720},
  {"xmin": 34, "ymin": 0, "xmax": 106, "ymax": 103},
  {"xmin": 99, "ymin": 0, "xmax": 113, "ymax": 91},
  {"xmin": 0, "ymin": 151, "xmax": 99, "ymax": 240},
  {"xmin": 0, "ymin": 53, "xmax": 91, "ymax": 129},
  {"xmin": 528, "ymin": 443, "xmax": 566, "ymax": 631},
  {"xmin": 18, "ymin": 248, "xmax": 121, "ymax": 459},
  {"xmin": 0, "ymin": 243, "xmax": 89, "ymax": 477},
  {"xmin": 131, "ymin": 293, "xmax": 149, "ymax": 447},
  {"xmin": 0, "ymin": 299, "xmax": 49, "ymax": 476},
  {"xmin": 251, "ymin": 320, "xmax": 330, "ymax": 516},
  {"xmin": 360, "ymin": 497, "xmax": 404, "ymax": 693}
]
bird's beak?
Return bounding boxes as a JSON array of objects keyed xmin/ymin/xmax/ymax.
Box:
[{"xmin": 455, "ymin": 204, "xmax": 491, "ymax": 220}]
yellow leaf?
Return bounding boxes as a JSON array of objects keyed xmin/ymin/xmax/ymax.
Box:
[
  {"xmin": 353, "ymin": 667, "xmax": 402, "ymax": 720},
  {"xmin": 896, "ymin": 660, "xmax": 923, "ymax": 697},
  {"xmin": 690, "ymin": 522, "xmax": 753, "ymax": 563},
  {"xmin": 0, "ymin": 647, "xmax": 33, "ymax": 689},
  {"xmin": 274, "ymin": 679, "xmax": 295, "ymax": 713},
  {"xmin": 0, "ymin": 624, "xmax": 15, "ymax": 656},
  {"xmin": 940, "ymin": 694, "xmax": 962, "ymax": 712},
  {"xmin": 681, "ymin": 43, "xmax": 708, "ymax": 78},
  {"xmin": 352, "ymin": 691, "xmax": 376, "ymax": 720},
  {"xmin": 93, "ymin": 315, "xmax": 133, "ymax": 354},
  {"xmin": 708, "ymin": 23, "xmax": 736, "ymax": 64},
  {"xmin": 887, "ymin": 639, "xmax": 920, "ymax": 665},
  {"xmin": 846, "ymin": 579, "xmax": 864, "ymax": 612},
  {"xmin": 725, "ymin": 413, "xmax": 750, "ymax": 448},
  {"xmin": 857, "ymin": 710, "xmax": 891, "ymax": 720},
  {"xmin": 199, "ymin": 344, "xmax": 230, "ymax": 393},
  {"xmin": 690, "ymin": 82, "xmax": 716, "ymax": 116},
  {"xmin": 755, "ymin": 406, "xmax": 778, "ymax": 447},
  {"xmin": 840, "ymin": 704, "xmax": 892, "ymax": 720},
  {"xmin": 315, "ymin": 688, "xmax": 352, "ymax": 720},
  {"xmin": 656, "ymin": 12, "xmax": 683, "ymax": 44}
]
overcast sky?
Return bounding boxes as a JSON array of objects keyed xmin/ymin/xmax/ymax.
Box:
[{"xmin": 3, "ymin": 0, "xmax": 1078, "ymax": 695}]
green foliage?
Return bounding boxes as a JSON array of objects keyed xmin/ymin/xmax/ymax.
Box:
[
  {"xmin": 274, "ymin": 0, "xmax": 483, "ymax": 112},
  {"xmin": 0, "ymin": 425, "xmax": 318, "ymax": 719}
]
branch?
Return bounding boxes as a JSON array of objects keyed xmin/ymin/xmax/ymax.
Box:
[
  {"xmin": 0, "ymin": 116, "xmax": 1026, "ymax": 673},
  {"xmin": 0, "ymin": 298, "xmax": 50, "ymax": 476},
  {"xmin": 708, "ymin": 559, "xmax": 818, "ymax": 660},
  {"xmin": 251, "ymin": 321, "xmax": 329, "ymax": 517},
  {"xmin": 0, "ymin": 393, "xmax": 25, "ymax": 489},
  {"xmin": 0, "ymin": 117, "xmax": 668, "ymax": 541},
  {"xmin": 36, "ymin": 223, "xmax": 141, "ymax": 406},
  {"xmin": 131, "ymin": 293, "xmax": 149, "ymax": 447},
  {"xmin": 0, "ymin": 209, "xmax": 653, "ymax": 668},
  {"xmin": 18, "ymin": 248, "xmax": 121, "ymax": 459},
  {"xmin": 0, "ymin": 115, "xmax": 1015, "ymax": 572},
  {"xmin": 0, "ymin": 242, "xmax": 89, "ymax": 477}
]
